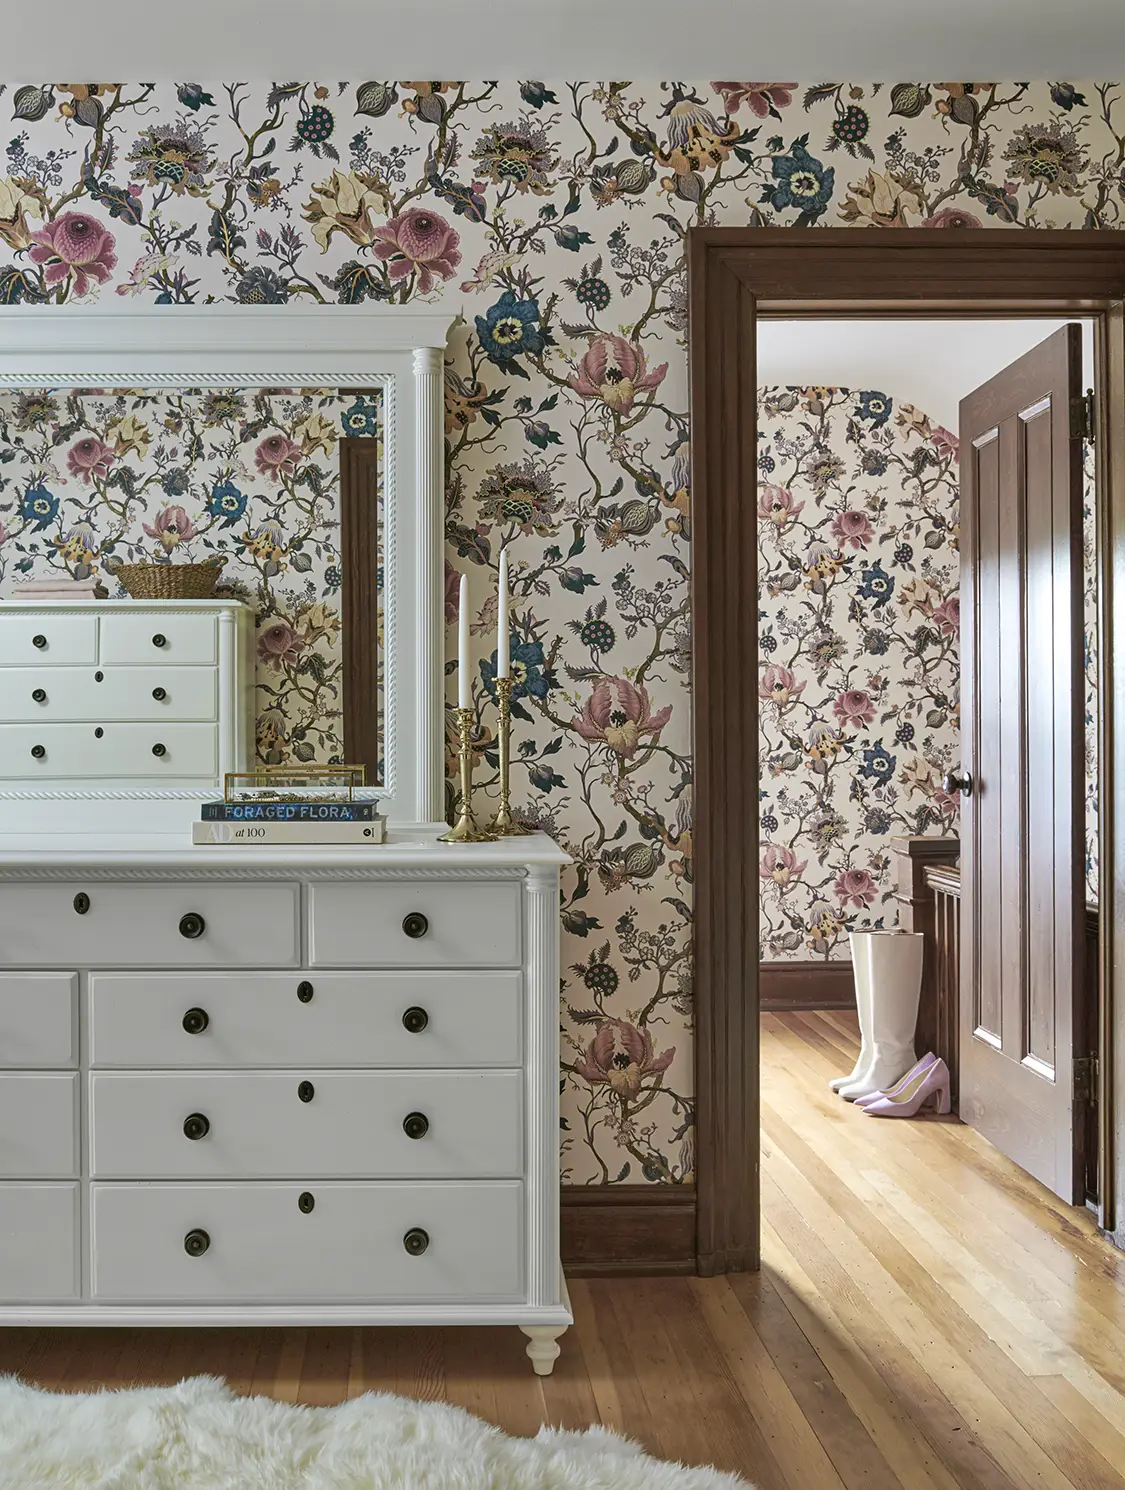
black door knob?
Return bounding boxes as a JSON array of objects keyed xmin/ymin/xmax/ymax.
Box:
[
  {"xmin": 31, "ymin": 688, "xmax": 46, "ymax": 703},
  {"xmin": 402, "ymin": 912, "xmax": 429, "ymax": 939},
  {"xmin": 297, "ymin": 1080, "xmax": 315, "ymax": 1103},
  {"xmin": 152, "ymin": 742, "xmax": 167, "ymax": 757},
  {"xmin": 30, "ymin": 744, "xmax": 45, "ymax": 759},
  {"xmin": 179, "ymin": 912, "xmax": 205, "ymax": 939},
  {"xmin": 73, "ymin": 892, "xmax": 90, "ymax": 915},
  {"xmin": 152, "ymin": 687, "xmax": 167, "ymax": 701},
  {"xmin": 183, "ymin": 1112, "xmax": 210, "ymax": 1141},
  {"xmin": 182, "ymin": 1006, "xmax": 209, "ymax": 1034},
  {"xmin": 297, "ymin": 981, "xmax": 314, "ymax": 1003},
  {"xmin": 32, "ymin": 634, "xmax": 46, "ymax": 650},
  {"xmin": 184, "ymin": 1228, "xmax": 210, "ymax": 1257},
  {"xmin": 403, "ymin": 1227, "xmax": 429, "ymax": 1256},
  {"xmin": 152, "ymin": 633, "xmax": 167, "ymax": 648},
  {"xmin": 402, "ymin": 1006, "xmax": 429, "ymax": 1034},
  {"xmin": 942, "ymin": 769, "xmax": 973, "ymax": 798},
  {"xmin": 298, "ymin": 1191, "xmax": 315, "ymax": 1213},
  {"xmin": 403, "ymin": 1111, "xmax": 430, "ymax": 1140}
]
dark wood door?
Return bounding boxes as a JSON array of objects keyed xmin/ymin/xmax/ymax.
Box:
[{"xmin": 958, "ymin": 324, "xmax": 1087, "ymax": 1204}]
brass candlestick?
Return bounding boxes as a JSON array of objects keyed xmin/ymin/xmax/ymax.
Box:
[
  {"xmin": 489, "ymin": 676, "xmax": 532, "ymax": 836},
  {"xmin": 440, "ymin": 706, "xmax": 496, "ymax": 843}
]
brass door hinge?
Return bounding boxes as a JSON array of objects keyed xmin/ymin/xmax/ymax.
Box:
[
  {"xmin": 1070, "ymin": 389, "xmax": 1095, "ymax": 442},
  {"xmin": 1073, "ymin": 1055, "xmax": 1099, "ymax": 1105}
]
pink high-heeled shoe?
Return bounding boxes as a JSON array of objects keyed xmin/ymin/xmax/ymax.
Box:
[
  {"xmin": 853, "ymin": 1051, "xmax": 937, "ymax": 1108},
  {"xmin": 862, "ymin": 1056, "xmax": 951, "ymax": 1117}
]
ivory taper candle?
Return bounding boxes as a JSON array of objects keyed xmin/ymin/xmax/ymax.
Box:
[
  {"xmin": 497, "ymin": 546, "xmax": 510, "ymax": 680},
  {"xmin": 457, "ymin": 572, "xmax": 470, "ymax": 709}
]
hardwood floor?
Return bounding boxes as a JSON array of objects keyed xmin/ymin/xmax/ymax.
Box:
[{"xmin": 4, "ymin": 1011, "xmax": 1124, "ymax": 1488}]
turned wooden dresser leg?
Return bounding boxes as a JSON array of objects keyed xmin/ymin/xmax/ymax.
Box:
[{"xmin": 520, "ymin": 1323, "xmax": 567, "ymax": 1375}]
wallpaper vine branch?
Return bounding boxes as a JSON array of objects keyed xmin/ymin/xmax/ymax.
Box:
[{"xmin": 0, "ymin": 78, "xmax": 1119, "ymax": 1185}]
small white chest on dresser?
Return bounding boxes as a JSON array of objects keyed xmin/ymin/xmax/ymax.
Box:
[
  {"xmin": 0, "ymin": 834, "xmax": 570, "ymax": 1373},
  {"xmin": 0, "ymin": 601, "xmax": 253, "ymax": 788}
]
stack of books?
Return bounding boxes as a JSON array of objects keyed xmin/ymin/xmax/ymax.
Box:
[{"xmin": 192, "ymin": 798, "xmax": 386, "ymax": 845}]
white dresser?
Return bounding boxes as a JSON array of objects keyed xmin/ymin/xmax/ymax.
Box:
[
  {"xmin": 0, "ymin": 833, "xmax": 571, "ymax": 1373},
  {"xmin": 0, "ymin": 601, "xmax": 253, "ymax": 788}
]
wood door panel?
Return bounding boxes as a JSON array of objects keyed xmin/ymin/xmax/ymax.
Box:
[{"xmin": 959, "ymin": 324, "xmax": 1085, "ymax": 1203}]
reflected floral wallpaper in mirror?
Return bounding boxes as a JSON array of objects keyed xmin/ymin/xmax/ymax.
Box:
[{"xmin": 0, "ymin": 78, "xmax": 1119, "ymax": 1185}]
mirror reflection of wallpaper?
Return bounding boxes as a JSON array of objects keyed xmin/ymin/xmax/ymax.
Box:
[
  {"xmin": 0, "ymin": 386, "xmax": 383, "ymax": 769},
  {"xmin": 758, "ymin": 387, "xmax": 960, "ymax": 961}
]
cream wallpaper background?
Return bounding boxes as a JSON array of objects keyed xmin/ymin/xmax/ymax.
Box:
[{"xmin": 0, "ymin": 79, "xmax": 1118, "ymax": 1184}]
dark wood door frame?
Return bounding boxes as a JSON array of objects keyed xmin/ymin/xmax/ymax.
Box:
[{"xmin": 688, "ymin": 228, "xmax": 1125, "ymax": 1273}]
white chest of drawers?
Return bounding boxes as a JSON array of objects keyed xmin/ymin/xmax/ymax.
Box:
[
  {"xmin": 0, "ymin": 832, "xmax": 570, "ymax": 1373},
  {"xmin": 0, "ymin": 601, "xmax": 253, "ymax": 788}
]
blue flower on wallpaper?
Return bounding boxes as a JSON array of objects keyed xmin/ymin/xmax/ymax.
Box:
[
  {"xmin": 480, "ymin": 637, "xmax": 554, "ymax": 714},
  {"xmin": 857, "ymin": 743, "xmax": 897, "ymax": 786},
  {"xmin": 20, "ymin": 484, "xmax": 58, "ymax": 529},
  {"xmin": 764, "ymin": 139, "xmax": 835, "ymax": 223},
  {"xmin": 856, "ymin": 390, "xmax": 893, "ymax": 427},
  {"xmin": 856, "ymin": 562, "xmax": 895, "ymax": 606},
  {"xmin": 206, "ymin": 478, "xmax": 247, "ymax": 527},
  {"xmin": 475, "ymin": 291, "xmax": 546, "ymax": 378},
  {"xmin": 341, "ymin": 397, "xmax": 380, "ymax": 437}
]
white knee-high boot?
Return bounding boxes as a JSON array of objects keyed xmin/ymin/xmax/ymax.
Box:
[
  {"xmin": 831, "ymin": 932, "xmax": 874, "ymax": 1093},
  {"xmin": 839, "ymin": 931, "xmax": 923, "ymax": 1101}
]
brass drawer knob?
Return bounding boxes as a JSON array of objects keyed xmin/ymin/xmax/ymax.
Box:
[
  {"xmin": 403, "ymin": 1111, "xmax": 429, "ymax": 1141},
  {"xmin": 179, "ymin": 913, "xmax": 205, "ymax": 939},
  {"xmin": 403, "ymin": 1227, "xmax": 429, "ymax": 1257},
  {"xmin": 402, "ymin": 912, "xmax": 429, "ymax": 939},
  {"xmin": 182, "ymin": 1007, "xmax": 209, "ymax": 1034},
  {"xmin": 183, "ymin": 1112, "xmax": 210, "ymax": 1141},
  {"xmin": 402, "ymin": 1007, "xmax": 428, "ymax": 1034},
  {"xmin": 183, "ymin": 1228, "xmax": 210, "ymax": 1257}
]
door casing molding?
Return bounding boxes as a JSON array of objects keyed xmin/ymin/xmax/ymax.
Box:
[{"xmin": 687, "ymin": 228, "xmax": 1125, "ymax": 1271}]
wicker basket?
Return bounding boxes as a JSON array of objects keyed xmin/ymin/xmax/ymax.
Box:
[{"xmin": 115, "ymin": 555, "xmax": 228, "ymax": 600}]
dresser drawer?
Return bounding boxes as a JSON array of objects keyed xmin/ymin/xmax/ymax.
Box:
[
  {"xmin": 0, "ymin": 614, "xmax": 96, "ymax": 667},
  {"xmin": 99, "ymin": 613, "xmax": 217, "ymax": 666},
  {"xmin": 88, "ymin": 970, "xmax": 522, "ymax": 1069},
  {"xmin": 0, "ymin": 1184, "xmax": 79, "ymax": 1300},
  {"xmin": 308, "ymin": 881, "xmax": 522, "ymax": 968},
  {"xmin": 89, "ymin": 1069, "xmax": 522, "ymax": 1179},
  {"xmin": 0, "ymin": 882, "xmax": 300, "ymax": 968},
  {"xmin": 0, "ymin": 722, "xmax": 218, "ymax": 780},
  {"xmin": 0, "ymin": 666, "xmax": 218, "ymax": 723},
  {"xmin": 91, "ymin": 1181, "xmax": 523, "ymax": 1302},
  {"xmin": 0, "ymin": 1074, "xmax": 77, "ymax": 1177},
  {"xmin": 0, "ymin": 973, "xmax": 77, "ymax": 1067}
]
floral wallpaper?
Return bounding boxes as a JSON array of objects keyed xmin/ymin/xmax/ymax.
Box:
[
  {"xmin": 0, "ymin": 385, "xmax": 383, "ymax": 769},
  {"xmin": 758, "ymin": 387, "xmax": 960, "ymax": 960},
  {"xmin": 0, "ymin": 80, "xmax": 1120, "ymax": 1185}
]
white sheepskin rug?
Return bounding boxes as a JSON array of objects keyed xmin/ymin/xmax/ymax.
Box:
[{"xmin": 0, "ymin": 1374, "xmax": 753, "ymax": 1490}]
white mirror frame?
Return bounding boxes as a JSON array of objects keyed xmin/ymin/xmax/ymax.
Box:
[{"xmin": 0, "ymin": 305, "xmax": 454, "ymax": 833}]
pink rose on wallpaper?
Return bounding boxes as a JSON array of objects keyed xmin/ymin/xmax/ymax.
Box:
[
  {"xmin": 921, "ymin": 207, "xmax": 983, "ymax": 228},
  {"xmin": 372, "ymin": 207, "xmax": 461, "ymax": 294},
  {"xmin": 573, "ymin": 1017, "xmax": 675, "ymax": 1100},
  {"xmin": 760, "ymin": 843, "xmax": 807, "ymax": 886},
  {"xmin": 573, "ymin": 676, "xmax": 672, "ymax": 759},
  {"xmin": 66, "ymin": 437, "xmax": 115, "ymax": 484},
  {"xmin": 254, "ymin": 434, "xmax": 303, "ymax": 482},
  {"xmin": 832, "ymin": 689, "xmax": 876, "ymax": 727},
  {"xmin": 711, "ymin": 82, "xmax": 796, "ymax": 117},
  {"xmin": 834, "ymin": 867, "xmax": 878, "ymax": 908},
  {"xmin": 568, "ymin": 334, "xmax": 667, "ymax": 414},
  {"xmin": 930, "ymin": 425, "xmax": 960, "ymax": 460},
  {"xmin": 758, "ymin": 483, "xmax": 804, "ymax": 527},
  {"xmin": 831, "ymin": 510, "xmax": 875, "ymax": 549},
  {"xmin": 29, "ymin": 211, "xmax": 117, "ymax": 297},
  {"xmin": 759, "ymin": 664, "xmax": 805, "ymax": 706},
  {"xmin": 142, "ymin": 505, "xmax": 197, "ymax": 553},
  {"xmin": 933, "ymin": 595, "xmax": 960, "ymax": 636},
  {"xmin": 257, "ymin": 620, "xmax": 306, "ymax": 672}
]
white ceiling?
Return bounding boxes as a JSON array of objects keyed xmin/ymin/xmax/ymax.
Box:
[
  {"xmin": 6, "ymin": 0, "xmax": 1125, "ymax": 78},
  {"xmin": 756, "ymin": 319, "xmax": 1095, "ymax": 430}
]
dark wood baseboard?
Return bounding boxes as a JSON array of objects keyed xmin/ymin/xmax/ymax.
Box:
[
  {"xmin": 561, "ymin": 1185, "xmax": 696, "ymax": 1276},
  {"xmin": 760, "ymin": 959, "xmax": 856, "ymax": 1012}
]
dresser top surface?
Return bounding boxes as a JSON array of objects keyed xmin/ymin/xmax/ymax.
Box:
[
  {"xmin": 0, "ymin": 827, "xmax": 569, "ymax": 869},
  {"xmin": 0, "ymin": 600, "xmax": 248, "ymax": 612}
]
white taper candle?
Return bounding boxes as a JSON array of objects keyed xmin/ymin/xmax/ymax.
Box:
[
  {"xmin": 457, "ymin": 572, "xmax": 470, "ymax": 709},
  {"xmin": 497, "ymin": 546, "xmax": 510, "ymax": 680}
]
